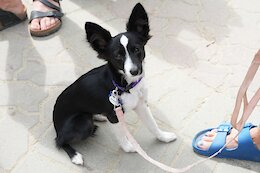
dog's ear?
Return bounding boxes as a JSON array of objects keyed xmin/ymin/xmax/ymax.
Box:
[
  {"xmin": 126, "ymin": 3, "xmax": 151, "ymax": 43},
  {"xmin": 85, "ymin": 22, "xmax": 112, "ymax": 58}
]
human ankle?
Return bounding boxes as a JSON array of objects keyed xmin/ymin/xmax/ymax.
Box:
[
  {"xmin": 33, "ymin": 0, "xmax": 60, "ymax": 7},
  {"xmin": 250, "ymin": 127, "xmax": 260, "ymax": 149},
  {"xmin": 0, "ymin": 0, "xmax": 25, "ymax": 18}
]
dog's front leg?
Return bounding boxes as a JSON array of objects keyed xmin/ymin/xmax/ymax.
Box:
[
  {"xmin": 109, "ymin": 122, "xmax": 136, "ymax": 153},
  {"xmin": 134, "ymin": 100, "xmax": 177, "ymax": 142}
]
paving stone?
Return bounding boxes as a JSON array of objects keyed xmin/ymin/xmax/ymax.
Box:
[
  {"xmin": 147, "ymin": 70, "xmax": 212, "ymax": 130},
  {"xmin": 60, "ymin": 0, "xmax": 81, "ymax": 14},
  {"xmin": 0, "ymin": 41, "xmax": 11, "ymax": 80},
  {"xmin": 0, "ymin": 114, "xmax": 29, "ymax": 170},
  {"xmin": 164, "ymin": 19, "xmax": 200, "ymax": 40},
  {"xmin": 181, "ymin": 91, "xmax": 234, "ymax": 138},
  {"xmin": 17, "ymin": 60, "xmax": 78, "ymax": 86},
  {"xmin": 215, "ymin": 161, "xmax": 260, "ymax": 173},
  {"xmin": 171, "ymin": 139, "xmax": 217, "ymax": 173},
  {"xmin": 0, "ymin": 82, "xmax": 48, "ymax": 112},
  {"xmin": 0, "ymin": 30, "xmax": 31, "ymax": 81},
  {"xmin": 29, "ymin": 121, "xmax": 53, "ymax": 142},
  {"xmin": 149, "ymin": 16, "xmax": 169, "ymax": 34},
  {"xmin": 156, "ymin": 0, "xmax": 198, "ymax": 21},
  {"xmin": 74, "ymin": 140, "xmax": 120, "ymax": 172},
  {"xmin": 32, "ymin": 36, "xmax": 65, "ymax": 59},
  {"xmin": 32, "ymin": 127, "xmax": 74, "ymax": 165},
  {"xmin": 227, "ymin": 24, "xmax": 260, "ymax": 49},
  {"xmin": 104, "ymin": 18, "xmax": 128, "ymax": 34},
  {"xmin": 219, "ymin": 45, "xmax": 253, "ymax": 67},
  {"xmin": 190, "ymin": 61, "xmax": 229, "ymax": 88},
  {"xmin": 145, "ymin": 53, "xmax": 176, "ymax": 80},
  {"xmin": 146, "ymin": 67, "xmax": 193, "ymax": 104},
  {"xmin": 58, "ymin": 15, "xmax": 105, "ymax": 68},
  {"xmin": 81, "ymin": 1, "xmax": 117, "ymax": 22},
  {"xmin": 229, "ymin": 0, "xmax": 260, "ymax": 13},
  {"xmin": 161, "ymin": 37, "xmax": 198, "ymax": 67},
  {"xmin": 11, "ymin": 151, "xmax": 81, "ymax": 173},
  {"xmin": 107, "ymin": 0, "xmax": 144, "ymax": 19},
  {"xmin": 42, "ymin": 87, "xmax": 65, "ymax": 124},
  {"xmin": 198, "ymin": 0, "xmax": 231, "ymax": 26}
]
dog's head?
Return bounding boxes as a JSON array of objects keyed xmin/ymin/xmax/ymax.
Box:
[{"xmin": 85, "ymin": 3, "xmax": 150, "ymax": 83}]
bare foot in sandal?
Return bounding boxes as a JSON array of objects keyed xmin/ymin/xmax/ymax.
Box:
[
  {"xmin": 29, "ymin": 0, "xmax": 63, "ymax": 37},
  {"xmin": 197, "ymin": 126, "xmax": 260, "ymax": 150}
]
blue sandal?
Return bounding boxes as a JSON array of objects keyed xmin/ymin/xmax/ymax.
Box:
[{"xmin": 192, "ymin": 123, "xmax": 260, "ymax": 162}]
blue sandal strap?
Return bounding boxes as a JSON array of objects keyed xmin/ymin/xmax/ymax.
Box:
[
  {"xmin": 208, "ymin": 123, "xmax": 232, "ymax": 153},
  {"xmin": 220, "ymin": 123, "xmax": 260, "ymax": 161}
]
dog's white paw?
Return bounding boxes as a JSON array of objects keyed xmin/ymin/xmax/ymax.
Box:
[
  {"xmin": 71, "ymin": 152, "xmax": 84, "ymax": 165},
  {"xmin": 120, "ymin": 139, "xmax": 136, "ymax": 153},
  {"xmin": 93, "ymin": 114, "xmax": 107, "ymax": 122},
  {"xmin": 157, "ymin": 131, "xmax": 177, "ymax": 143}
]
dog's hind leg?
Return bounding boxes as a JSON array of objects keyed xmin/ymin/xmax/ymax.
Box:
[
  {"xmin": 62, "ymin": 144, "xmax": 84, "ymax": 165},
  {"xmin": 55, "ymin": 134, "xmax": 84, "ymax": 165},
  {"xmin": 55, "ymin": 113, "xmax": 96, "ymax": 165},
  {"xmin": 56, "ymin": 134, "xmax": 84, "ymax": 165}
]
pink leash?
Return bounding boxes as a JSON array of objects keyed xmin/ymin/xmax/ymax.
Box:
[{"xmin": 114, "ymin": 50, "xmax": 260, "ymax": 172}]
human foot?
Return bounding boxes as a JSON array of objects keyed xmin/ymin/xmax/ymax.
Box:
[
  {"xmin": 0, "ymin": 0, "xmax": 27, "ymax": 30},
  {"xmin": 0, "ymin": 0, "xmax": 26, "ymax": 19},
  {"xmin": 197, "ymin": 126, "xmax": 260, "ymax": 150},
  {"xmin": 29, "ymin": 0, "xmax": 63, "ymax": 37},
  {"xmin": 193, "ymin": 123, "xmax": 260, "ymax": 162}
]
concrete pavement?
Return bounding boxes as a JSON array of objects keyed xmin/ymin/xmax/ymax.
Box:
[{"xmin": 0, "ymin": 0, "xmax": 260, "ymax": 172}]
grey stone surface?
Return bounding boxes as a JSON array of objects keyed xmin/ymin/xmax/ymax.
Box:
[
  {"xmin": 0, "ymin": 0, "xmax": 260, "ymax": 173},
  {"xmin": 170, "ymin": 139, "xmax": 217, "ymax": 173},
  {"xmin": 0, "ymin": 112, "xmax": 30, "ymax": 170},
  {"xmin": 0, "ymin": 82, "xmax": 48, "ymax": 112}
]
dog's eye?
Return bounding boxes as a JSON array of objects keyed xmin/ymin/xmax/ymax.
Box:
[
  {"xmin": 115, "ymin": 54, "xmax": 122, "ymax": 60},
  {"xmin": 134, "ymin": 47, "xmax": 140, "ymax": 53}
]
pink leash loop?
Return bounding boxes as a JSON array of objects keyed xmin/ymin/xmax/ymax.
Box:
[{"xmin": 231, "ymin": 51, "xmax": 260, "ymax": 130}]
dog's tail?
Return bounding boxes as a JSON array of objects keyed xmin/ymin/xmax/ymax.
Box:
[{"xmin": 55, "ymin": 137, "xmax": 84, "ymax": 165}]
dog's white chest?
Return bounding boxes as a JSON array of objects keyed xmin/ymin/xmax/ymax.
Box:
[{"xmin": 120, "ymin": 82, "xmax": 147, "ymax": 111}]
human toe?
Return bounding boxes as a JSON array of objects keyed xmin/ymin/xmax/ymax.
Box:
[
  {"xmin": 197, "ymin": 140, "xmax": 212, "ymax": 150},
  {"xmin": 30, "ymin": 18, "xmax": 40, "ymax": 30}
]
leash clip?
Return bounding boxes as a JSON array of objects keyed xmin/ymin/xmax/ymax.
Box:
[{"xmin": 109, "ymin": 87, "xmax": 122, "ymax": 109}]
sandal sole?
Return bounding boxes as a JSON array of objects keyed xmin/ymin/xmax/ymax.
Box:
[{"xmin": 29, "ymin": 20, "xmax": 62, "ymax": 37}]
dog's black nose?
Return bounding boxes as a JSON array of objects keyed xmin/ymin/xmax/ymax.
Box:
[{"xmin": 130, "ymin": 69, "xmax": 139, "ymax": 76}]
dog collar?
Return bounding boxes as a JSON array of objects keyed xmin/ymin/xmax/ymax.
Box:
[{"xmin": 112, "ymin": 77, "xmax": 143, "ymax": 93}]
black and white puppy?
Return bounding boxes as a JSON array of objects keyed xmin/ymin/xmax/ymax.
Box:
[{"xmin": 53, "ymin": 3, "xmax": 176, "ymax": 165}]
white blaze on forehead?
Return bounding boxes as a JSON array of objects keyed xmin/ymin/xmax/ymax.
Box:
[
  {"xmin": 120, "ymin": 35, "xmax": 137, "ymax": 76},
  {"xmin": 120, "ymin": 35, "xmax": 128, "ymax": 47}
]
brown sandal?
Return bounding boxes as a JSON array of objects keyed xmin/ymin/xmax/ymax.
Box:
[
  {"xmin": 0, "ymin": 7, "xmax": 27, "ymax": 31},
  {"xmin": 29, "ymin": 0, "xmax": 63, "ymax": 37}
]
